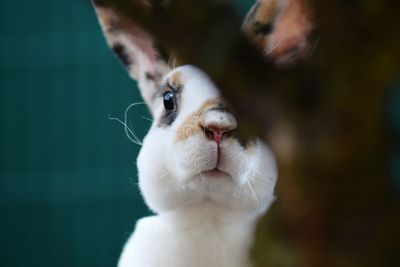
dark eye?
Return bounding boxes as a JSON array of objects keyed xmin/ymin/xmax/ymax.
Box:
[{"xmin": 163, "ymin": 91, "xmax": 175, "ymax": 110}]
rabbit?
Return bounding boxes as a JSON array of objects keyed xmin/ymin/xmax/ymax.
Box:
[
  {"xmin": 92, "ymin": 0, "xmax": 313, "ymax": 266},
  {"xmin": 117, "ymin": 65, "xmax": 277, "ymax": 267}
]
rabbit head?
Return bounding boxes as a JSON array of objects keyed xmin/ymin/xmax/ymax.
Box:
[
  {"xmin": 93, "ymin": 1, "xmax": 277, "ymax": 216},
  {"xmin": 137, "ymin": 66, "xmax": 277, "ymax": 215}
]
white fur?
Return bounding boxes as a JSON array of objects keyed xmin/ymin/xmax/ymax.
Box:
[{"xmin": 118, "ymin": 66, "xmax": 277, "ymax": 267}]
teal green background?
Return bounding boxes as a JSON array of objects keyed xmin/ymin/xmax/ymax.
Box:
[{"xmin": 0, "ymin": 1, "xmax": 150, "ymax": 266}]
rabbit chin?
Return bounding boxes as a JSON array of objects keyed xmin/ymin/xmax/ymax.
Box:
[{"xmin": 137, "ymin": 127, "xmax": 277, "ymax": 216}]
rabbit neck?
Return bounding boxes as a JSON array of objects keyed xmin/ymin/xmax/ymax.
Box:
[
  {"xmin": 161, "ymin": 199, "xmax": 259, "ymax": 228},
  {"xmin": 153, "ymin": 201, "xmax": 258, "ymax": 267}
]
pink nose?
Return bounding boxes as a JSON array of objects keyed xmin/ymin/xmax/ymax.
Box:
[{"xmin": 204, "ymin": 126, "xmax": 233, "ymax": 143}]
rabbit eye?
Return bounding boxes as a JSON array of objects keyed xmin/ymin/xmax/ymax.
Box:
[{"xmin": 163, "ymin": 91, "xmax": 175, "ymax": 110}]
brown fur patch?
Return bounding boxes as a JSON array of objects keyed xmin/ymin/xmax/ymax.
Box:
[
  {"xmin": 96, "ymin": 5, "xmax": 162, "ymax": 69},
  {"xmin": 175, "ymin": 99, "xmax": 222, "ymax": 143},
  {"xmin": 175, "ymin": 99, "xmax": 256, "ymax": 148},
  {"xmin": 169, "ymin": 71, "xmax": 183, "ymax": 89}
]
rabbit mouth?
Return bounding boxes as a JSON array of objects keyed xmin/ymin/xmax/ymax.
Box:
[{"xmin": 200, "ymin": 168, "xmax": 230, "ymax": 178}]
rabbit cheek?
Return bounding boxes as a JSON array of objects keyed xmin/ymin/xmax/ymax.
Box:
[
  {"xmin": 217, "ymin": 139, "xmax": 244, "ymax": 181},
  {"xmin": 173, "ymin": 136, "xmax": 217, "ymax": 182},
  {"xmin": 137, "ymin": 128, "xmax": 196, "ymax": 212},
  {"xmin": 242, "ymin": 141, "xmax": 277, "ymax": 212}
]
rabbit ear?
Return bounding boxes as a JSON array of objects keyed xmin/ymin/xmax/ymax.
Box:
[
  {"xmin": 92, "ymin": 1, "xmax": 169, "ymax": 112},
  {"xmin": 243, "ymin": 0, "xmax": 315, "ymax": 66}
]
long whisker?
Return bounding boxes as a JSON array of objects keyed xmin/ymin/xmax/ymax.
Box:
[
  {"xmin": 252, "ymin": 168, "xmax": 275, "ymax": 182},
  {"xmin": 108, "ymin": 101, "xmax": 146, "ymax": 146},
  {"xmin": 195, "ymin": 162, "xmax": 207, "ymax": 183},
  {"xmin": 193, "ymin": 116, "xmax": 206, "ymax": 134},
  {"xmin": 124, "ymin": 102, "xmax": 145, "ymax": 144},
  {"xmin": 108, "ymin": 114, "xmax": 142, "ymax": 145},
  {"xmin": 182, "ymin": 123, "xmax": 200, "ymax": 139},
  {"xmin": 246, "ymin": 180, "xmax": 259, "ymax": 209},
  {"xmin": 141, "ymin": 116, "xmax": 153, "ymax": 123}
]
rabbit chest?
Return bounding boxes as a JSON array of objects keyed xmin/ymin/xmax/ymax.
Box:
[{"xmin": 118, "ymin": 207, "xmax": 256, "ymax": 267}]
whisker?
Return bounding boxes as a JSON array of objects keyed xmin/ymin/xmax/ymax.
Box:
[
  {"xmin": 182, "ymin": 123, "xmax": 199, "ymax": 139},
  {"xmin": 252, "ymin": 167, "xmax": 274, "ymax": 180},
  {"xmin": 246, "ymin": 180, "xmax": 260, "ymax": 209},
  {"xmin": 194, "ymin": 160, "xmax": 209, "ymax": 183},
  {"xmin": 124, "ymin": 102, "xmax": 146, "ymax": 144},
  {"xmin": 128, "ymin": 176, "xmax": 139, "ymax": 187},
  {"xmin": 141, "ymin": 116, "xmax": 153, "ymax": 123},
  {"xmin": 193, "ymin": 116, "xmax": 206, "ymax": 133},
  {"xmin": 108, "ymin": 101, "xmax": 146, "ymax": 146},
  {"xmin": 167, "ymin": 52, "xmax": 178, "ymax": 70},
  {"xmin": 157, "ymin": 171, "xmax": 170, "ymax": 179},
  {"xmin": 108, "ymin": 114, "xmax": 142, "ymax": 145}
]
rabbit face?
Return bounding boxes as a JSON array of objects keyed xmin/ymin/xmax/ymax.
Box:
[
  {"xmin": 137, "ymin": 65, "xmax": 277, "ymax": 214},
  {"xmin": 88, "ymin": 0, "xmax": 311, "ymax": 216}
]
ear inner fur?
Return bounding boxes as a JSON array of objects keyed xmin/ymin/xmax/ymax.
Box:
[
  {"xmin": 93, "ymin": 3, "xmax": 169, "ymax": 112},
  {"xmin": 112, "ymin": 42, "xmax": 133, "ymax": 66}
]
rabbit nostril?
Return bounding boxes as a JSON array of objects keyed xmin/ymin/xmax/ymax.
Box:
[
  {"xmin": 204, "ymin": 126, "xmax": 234, "ymax": 143},
  {"xmin": 204, "ymin": 128, "xmax": 215, "ymax": 140}
]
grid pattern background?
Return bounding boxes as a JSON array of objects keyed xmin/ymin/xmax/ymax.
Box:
[{"xmin": 0, "ymin": 1, "xmax": 150, "ymax": 266}]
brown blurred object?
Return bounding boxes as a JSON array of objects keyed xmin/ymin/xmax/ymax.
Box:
[
  {"xmin": 94, "ymin": 0, "xmax": 400, "ymax": 266},
  {"xmin": 253, "ymin": 0, "xmax": 400, "ymax": 266},
  {"xmin": 242, "ymin": 0, "xmax": 316, "ymax": 66},
  {"xmin": 271, "ymin": 0, "xmax": 316, "ymax": 65}
]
